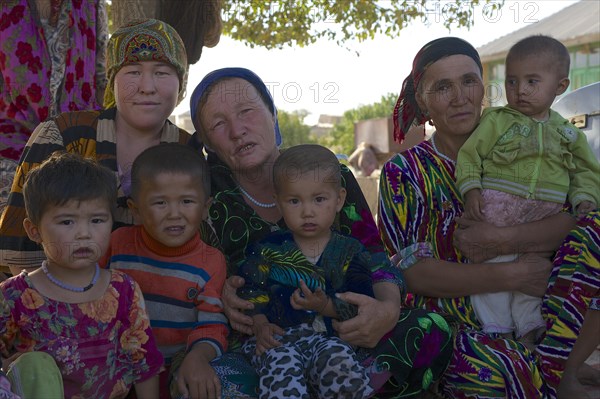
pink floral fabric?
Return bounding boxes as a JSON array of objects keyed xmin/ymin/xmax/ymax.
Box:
[
  {"xmin": 0, "ymin": 270, "xmax": 163, "ymax": 399},
  {"xmin": 0, "ymin": 0, "xmax": 107, "ymax": 161},
  {"xmin": 481, "ymin": 189, "xmax": 563, "ymax": 227}
]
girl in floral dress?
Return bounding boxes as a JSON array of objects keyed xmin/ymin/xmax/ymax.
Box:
[{"xmin": 0, "ymin": 152, "xmax": 162, "ymax": 399}]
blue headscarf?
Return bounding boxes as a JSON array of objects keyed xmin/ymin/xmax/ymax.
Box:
[{"xmin": 189, "ymin": 67, "xmax": 282, "ymax": 147}]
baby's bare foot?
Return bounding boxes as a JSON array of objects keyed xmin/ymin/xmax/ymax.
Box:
[
  {"xmin": 577, "ymin": 363, "xmax": 600, "ymax": 386},
  {"xmin": 558, "ymin": 371, "xmax": 591, "ymax": 399}
]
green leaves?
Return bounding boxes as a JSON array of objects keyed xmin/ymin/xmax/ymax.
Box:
[
  {"xmin": 277, "ymin": 109, "xmax": 315, "ymax": 148},
  {"xmin": 222, "ymin": 0, "xmax": 505, "ymax": 49}
]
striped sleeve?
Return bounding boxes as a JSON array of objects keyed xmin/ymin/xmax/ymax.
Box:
[{"xmin": 0, "ymin": 120, "xmax": 65, "ymax": 273}]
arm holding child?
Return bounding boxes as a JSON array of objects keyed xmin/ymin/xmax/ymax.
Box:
[{"xmin": 333, "ymin": 251, "xmax": 403, "ymax": 348}]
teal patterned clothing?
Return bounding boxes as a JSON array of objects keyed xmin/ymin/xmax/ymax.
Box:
[
  {"xmin": 202, "ymin": 147, "xmax": 454, "ymax": 398},
  {"xmin": 378, "ymin": 139, "xmax": 600, "ymax": 398},
  {"xmin": 238, "ymin": 230, "xmax": 381, "ymax": 331},
  {"xmin": 238, "ymin": 229, "xmax": 455, "ymax": 398}
]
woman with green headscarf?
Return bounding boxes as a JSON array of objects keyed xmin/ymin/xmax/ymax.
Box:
[{"xmin": 0, "ymin": 18, "xmax": 191, "ymax": 278}]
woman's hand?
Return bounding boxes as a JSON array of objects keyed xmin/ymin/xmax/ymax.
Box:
[
  {"xmin": 332, "ymin": 292, "xmax": 398, "ymax": 348},
  {"xmin": 1, "ymin": 352, "xmax": 21, "ymax": 373},
  {"xmin": 512, "ymin": 254, "xmax": 554, "ymax": 298},
  {"xmin": 222, "ymin": 276, "xmax": 254, "ymax": 335},
  {"xmin": 454, "ymin": 217, "xmax": 508, "ymax": 262}
]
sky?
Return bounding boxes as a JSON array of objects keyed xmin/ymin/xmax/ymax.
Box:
[{"xmin": 174, "ymin": 0, "xmax": 581, "ymax": 125}]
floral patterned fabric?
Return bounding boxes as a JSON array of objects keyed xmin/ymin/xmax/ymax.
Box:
[
  {"xmin": 0, "ymin": 0, "xmax": 107, "ymax": 161},
  {"xmin": 378, "ymin": 140, "xmax": 600, "ymax": 398},
  {"xmin": 0, "ymin": 269, "xmax": 163, "ymax": 399}
]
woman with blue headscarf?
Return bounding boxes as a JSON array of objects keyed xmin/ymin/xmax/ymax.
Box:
[
  {"xmin": 189, "ymin": 68, "xmax": 389, "ymax": 282},
  {"xmin": 184, "ymin": 68, "xmax": 455, "ymax": 398}
]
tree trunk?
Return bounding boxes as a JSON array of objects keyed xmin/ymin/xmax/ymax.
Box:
[
  {"xmin": 111, "ymin": 0, "xmax": 158, "ymax": 31},
  {"xmin": 110, "ymin": 0, "xmax": 222, "ymax": 66}
]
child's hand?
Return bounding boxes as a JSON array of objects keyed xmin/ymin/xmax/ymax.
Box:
[
  {"xmin": 175, "ymin": 346, "xmax": 221, "ymax": 399},
  {"xmin": 290, "ymin": 279, "xmax": 328, "ymax": 313},
  {"xmin": 0, "ymin": 340, "xmax": 20, "ymax": 372},
  {"xmin": 253, "ymin": 321, "xmax": 283, "ymax": 355},
  {"xmin": 463, "ymin": 189, "xmax": 484, "ymax": 221},
  {"xmin": 576, "ymin": 200, "xmax": 596, "ymax": 219},
  {"xmin": 1, "ymin": 352, "xmax": 21, "ymax": 373}
]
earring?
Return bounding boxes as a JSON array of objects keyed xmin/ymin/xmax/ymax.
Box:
[{"xmin": 423, "ymin": 110, "xmax": 433, "ymax": 126}]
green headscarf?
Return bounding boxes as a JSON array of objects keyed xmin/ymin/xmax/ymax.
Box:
[{"xmin": 104, "ymin": 18, "xmax": 188, "ymax": 108}]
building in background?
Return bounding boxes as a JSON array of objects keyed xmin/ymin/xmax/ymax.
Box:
[
  {"xmin": 171, "ymin": 111, "xmax": 194, "ymax": 133},
  {"xmin": 309, "ymin": 114, "xmax": 343, "ymax": 139},
  {"xmin": 478, "ymin": 0, "xmax": 600, "ymax": 106}
]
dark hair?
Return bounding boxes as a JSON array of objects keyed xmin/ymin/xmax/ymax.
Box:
[
  {"xmin": 506, "ymin": 35, "xmax": 570, "ymax": 77},
  {"xmin": 273, "ymin": 144, "xmax": 341, "ymax": 192},
  {"xmin": 23, "ymin": 152, "xmax": 117, "ymax": 225},
  {"xmin": 130, "ymin": 143, "xmax": 210, "ymax": 200}
]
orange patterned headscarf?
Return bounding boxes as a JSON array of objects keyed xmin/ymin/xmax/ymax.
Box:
[{"xmin": 103, "ymin": 18, "xmax": 188, "ymax": 108}]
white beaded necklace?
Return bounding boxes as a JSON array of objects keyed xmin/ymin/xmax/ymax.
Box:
[
  {"xmin": 431, "ymin": 134, "xmax": 456, "ymax": 164},
  {"xmin": 238, "ymin": 185, "xmax": 276, "ymax": 208},
  {"xmin": 41, "ymin": 260, "xmax": 99, "ymax": 292}
]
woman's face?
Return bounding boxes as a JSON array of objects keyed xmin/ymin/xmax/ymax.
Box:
[
  {"xmin": 198, "ymin": 78, "xmax": 278, "ymax": 173},
  {"xmin": 114, "ymin": 61, "xmax": 180, "ymax": 132},
  {"xmin": 416, "ymin": 55, "xmax": 484, "ymax": 139}
]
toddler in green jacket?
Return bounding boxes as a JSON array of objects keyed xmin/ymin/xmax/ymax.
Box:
[{"xmin": 456, "ymin": 35, "xmax": 599, "ymax": 349}]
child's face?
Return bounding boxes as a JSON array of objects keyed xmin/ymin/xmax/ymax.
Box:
[
  {"xmin": 275, "ymin": 171, "xmax": 346, "ymax": 243},
  {"xmin": 505, "ymin": 56, "xmax": 569, "ymax": 121},
  {"xmin": 23, "ymin": 198, "xmax": 113, "ymax": 270},
  {"xmin": 128, "ymin": 172, "xmax": 209, "ymax": 247}
]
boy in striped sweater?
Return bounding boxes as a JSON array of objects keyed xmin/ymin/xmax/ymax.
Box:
[{"xmin": 102, "ymin": 143, "xmax": 228, "ymax": 398}]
